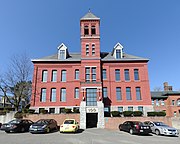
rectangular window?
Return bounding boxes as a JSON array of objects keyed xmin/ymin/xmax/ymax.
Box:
[
  {"xmin": 116, "ymin": 49, "xmax": 121, "ymax": 59},
  {"xmin": 74, "ymin": 88, "xmax": 79, "ymax": 99},
  {"xmin": 172, "ymin": 100, "xmax": 175, "ymax": 106},
  {"xmin": 61, "ymin": 70, "xmax": 66, "ymax": 82},
  {"xmin": 92, "ymin": 67, "xmax": 96, "ymax": 82},
  {"xmin": 91, "ymin": 26, "xmax": 96, "ymax": 35},
  {"xmin": 124, "ymin": 69, "xmax": 130, "ymax": 81},
  {"xmin": 59, "ymin": 108, "xmax": 65, "ymax": 113},
  {"xmin": 156, "ymin": 99, "xmax": 159, "ymax": 106},
  {"xmin": 50, "ymin": 88, "xmax": 56, "ymax": 102},
  {"xmin": 128, "ymin": 106, "xmax": 133, "ymax": 111},
  {"xmin": 49, "ymin": 108, "xmax": 55, "ymax": 114},
  {"xmin": 174, "ymin": 111, "xmax": 177, "ymax": 117},
  {"xmin": 86, "ymin": 44, "xmax": 89, "ymax": 56},
  {"xmin": 92, "ymin": 44, "xmax": 95, "ymax": 56},
  {"xmin": 42, "ymin": 70, "xmax": 48, "ymax": 82},
  {"xmin": 138, "ymin": 106, "xmax": 143, "ymax": 112},
  {"xmin": 136, "ymin": 87, "xmax": 142, "ymax": 100},
  {"xmin": 115, "ymin": 69, "xmax": 120, "ymax": 81},
  {"xmin": 126, "ymin": 87, "xmax": 132, "ymax": 100},
  {"xmin": 86, "ymin": 88, "xmax": 97, "ymax": 106},
  {"xmin": 84, "ymin": 26, "xmax": 89, "ymax": 35},
  {"xmin": 177, "ymin": 100, "xmax": 180, "ymax": 106},
  {"xmin": 152, "ymin": 100, "xmax": 154, "ymax": 105},
  {"xmin": 103, "ymin": 87, "xmax": 108, "ymax": 98},
  {"xmin": 85, "ymin": 67, "xmax": 90, "ymax": 82},
  {"xmin": 40, "ymin": 88, "xmax": 46, "ymax": 102},
  {"xmin": 51, "ymin": 70, "xmax": 57, "ymax": 82},
  {"xmin": 134, "ymin": 69, "xmax": 139, "ymax": 81},
  {"xmin": 118, "ymin": 107, "xmax": 123, "ymax": 112},
  {"xmin": 102, "ymin": 69, "xmax": 107, "ymax": 80},
  {"xmin": 104, "ymin": 107, "xmax": 110, "ymax": 112},
  {"xmin": 75, "ymin": 69, "xmax": 79, "ymax": 80},
  {"xmin": 60, "ymin": 88, "xmax": 66, "ymax": 102},
  {"xmin": 161, "ymin": 100, "xmax": 165, "ymax": 106},
  {"xmin": 60, "ymin": 50, "xmax": 65, "ymax": 59},
  {"xmin": 116, "ymin": 87, "xmax": 122, "ymax": 100}
]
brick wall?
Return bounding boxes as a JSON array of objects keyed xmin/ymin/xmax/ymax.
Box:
[
  {"xmin": 25, "ymin": 114, "xmax": 80, "ymax": 126},
  {"xmin": 104, "ymin": 117, "xmax": 172, "ymax": 130},
  {"xmin": 24, "ymin": 114, "xmax": 174, "ymax": 130}
]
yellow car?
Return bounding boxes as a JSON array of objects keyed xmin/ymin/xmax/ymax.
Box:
[{"xmin": 60, "ymin": 119, "xmax": 79, "ymax": 133}]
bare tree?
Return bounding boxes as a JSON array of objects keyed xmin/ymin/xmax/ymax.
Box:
[
  {"xmin": 153, "ymin": 86, "xmax": 162, "ymax": 91},
  {"xmin": 0, "ymin": 53, "xmax": 32, "ymax": 111}
]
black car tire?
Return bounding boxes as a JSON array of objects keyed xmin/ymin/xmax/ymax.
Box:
[
  {"xmin": 155, "ymin": 129, "xmax": 160, "ymax": 135},
  {"xmin": 5, "ymin": 131, "xmax": 10, "ymax": 133},
  {"xmin": 119, "ymin": 125, "xmax": 122, "ymax": 131},
  {"xmin": 21, "ymin": 127, "xmax": 25, "ymax": 132},
  {"xmin": 129, "ymin": 129, "xmax": 134, "ymax": 135}
]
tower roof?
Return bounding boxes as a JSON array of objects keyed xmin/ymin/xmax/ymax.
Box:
[{"xmin": 81, "ymin": 10, "xmax": 100, "ymax": 20}]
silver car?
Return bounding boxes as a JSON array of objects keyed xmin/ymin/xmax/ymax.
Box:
[{"xmin": 144, "ymin": 121, "xmax": 179, "ymax": 136}]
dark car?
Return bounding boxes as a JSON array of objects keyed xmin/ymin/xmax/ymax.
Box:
[
  {"xmin": 4, "ymin": 119, "xmax": 33, "ymax": 133},
  {"xmin": 119, "ymin": 121, "xmax": 151, "ymax": 135},
  {"xmin": 29, "ymin": 119, "xmax": 58, "ymax": 134}
]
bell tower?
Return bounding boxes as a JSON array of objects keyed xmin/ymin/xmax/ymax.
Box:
[{"xmin": 80, "ymin": 11, "xmax": 100, "ymax": 59}]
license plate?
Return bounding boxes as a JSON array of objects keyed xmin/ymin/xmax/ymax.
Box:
[{"xmin": 65, "ymin": 127, "xmax": 69, "ymax": 130}]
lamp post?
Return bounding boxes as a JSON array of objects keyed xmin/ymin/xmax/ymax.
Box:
[{"xmin": 3, "ymin": 87, "xmax": 7, "ymax": 109}]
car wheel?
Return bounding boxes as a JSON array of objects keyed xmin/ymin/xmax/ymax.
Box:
[
  {"xmin": 119, "ymin": 125, "xmax": 122, "ymax": 131},
  {"xmin": 155, "ymin": 129, "xmax": 160, "ymax": 135},
  {"xmin": 5, "ymin": 131, "xmax": 10, "ymax": 133},
  {"xmin": 46, "ymin": 127, "xmax": 50, "ymax": 133},
  {"xmin": 21, "ymin": 127, "xmax": 25, "ymax": 132},
  {"xmin": 129, "ymin": 129, "xmax": 134, "ymax": 135}
]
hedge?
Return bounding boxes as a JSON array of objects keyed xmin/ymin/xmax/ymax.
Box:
[
  {"xmin": 133, "ymin": 111, "xmax": 143, "ymax": 117},
  {"xmin": 122, "ymin": 111, "xmax": 133, "ymax": 117},
  {"xmin": 147, "ymin": 111, "xmax": 166, "ymax": 117},
  {"xmin": 111, "ymin": 111, "xmax": 120, "ymax": 117},
  {"xmin": 14, "ymin": 112, "xmax": 24, "ymax": 119}
]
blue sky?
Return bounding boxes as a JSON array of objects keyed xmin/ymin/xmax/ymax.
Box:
[{"xmin": 0, "ymin": 0, "xmax": 180, "ymax": 91}]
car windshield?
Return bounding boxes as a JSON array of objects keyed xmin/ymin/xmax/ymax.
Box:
[
  {"xmin": 154, "ymin": 122, "xmax": 168, "ymax": 127},
  {"xmin": 9, "ymin": 120, "xmax": 21, "ymax": 124},
  {"xmin": 36, "ymin": 119, "xmax": 49, "ymax": 124},
  {"xmin": 64, "ymin": 120, "xmax": 74, "ymax": 124},
  {"xmin": 133, "ymin": 121, "xmax": 143, "ymax": 125}
]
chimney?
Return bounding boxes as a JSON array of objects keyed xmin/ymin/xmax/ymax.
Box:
[{"xmin": 163, "ymin": 82, "xmax": 173, "ymax": 91}]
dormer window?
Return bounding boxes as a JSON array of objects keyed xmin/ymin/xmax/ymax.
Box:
[
  {"xmin": 58, "ymin": 43, "xmax": 69, "ymax": 60},
  {"xmin": 91, "ymin": 26, "xmax": 96, "ymax": 35},
  {"xmin": 112, "ymin": 42, "xmax": 123, "ymax": 59},
  {"xmin": 60, "ymin": 50, "xmax": 65, "ymax": 59},
  {"xmin": 84, "ymin": 26, "xmax": 89, "ymax": 35},
  {"xmin": 116, "ymin": 49, "xmax": 121, "ymax": 59}
]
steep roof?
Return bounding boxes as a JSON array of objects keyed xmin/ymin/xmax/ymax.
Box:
[
  {"xmin": 151, "ymin": 91, "xmax": 180, "ymax": 99},
  {"xmin": 32, "ymin": 52, "xmax": 148, "ymax": 63},
  {"xmin": 81, "ymin": 11, "xmax": 100, "ymax": 20}
]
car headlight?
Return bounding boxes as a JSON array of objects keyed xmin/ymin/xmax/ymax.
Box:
[
  {"xmin": 42, "ymin": 125, "xmax": 47, "ymax": 129},
  {"xmin": 29, "ymin": 125, "xmax": 33, "ymax": 128}
]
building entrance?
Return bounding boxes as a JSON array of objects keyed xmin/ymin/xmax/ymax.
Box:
[{"xmin": 86, "ymin": 113, "xmax": 98, "ymax": 128}]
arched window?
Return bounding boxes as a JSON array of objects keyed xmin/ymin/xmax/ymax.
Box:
[
  {"xmin": 91, "ymin": 26, "xmax": 96, "ymax": 35},
  {"xmin": 61, "ymin": 70, "xmax": 66, "ymax": 82},
  {"xmin": 74, "ymin": 88, "xmax": 79, "ymax": 99},
  {"xmin": 177, "ymin": 99, "xmax": 180, "ymax": 106},
  {"xmin": 92, "ymin": 44, "xmax": 95, "ymax": 56},
  {"xmin": 84, "ymin": 26, "xmax": 89, "ymax": 35}
]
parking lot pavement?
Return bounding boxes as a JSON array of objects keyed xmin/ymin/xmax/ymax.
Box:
[{"xmin": 0, "ymin": 128, "xmax": 179, "ymax": 144}]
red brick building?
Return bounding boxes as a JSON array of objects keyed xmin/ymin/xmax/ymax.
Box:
[
  {"xmin": 151, "ymin": 82, "xmax": 180, "ymax": 117},
  {"xmin": 30, "ymin": 11, "xmax": 153, "ymax": 129}
]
